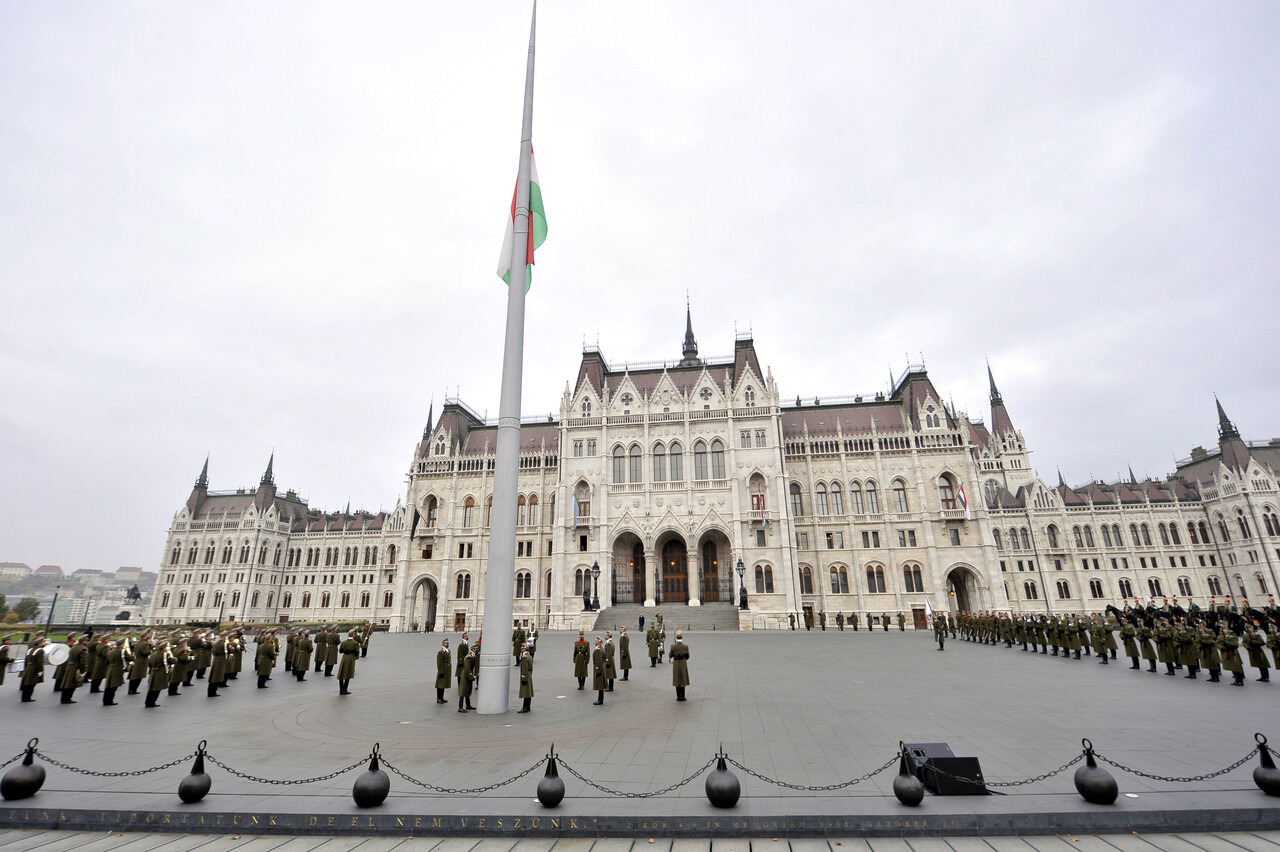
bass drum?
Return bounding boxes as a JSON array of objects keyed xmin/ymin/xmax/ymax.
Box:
[{"xmin": 44, "ymin": 643, "xmax": 70, "ymax": 666}]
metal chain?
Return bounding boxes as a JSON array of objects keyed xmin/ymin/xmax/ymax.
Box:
[
  {"xmin": 724, "ymin": 754, "xmax": 898, "ymax": 792},
  {"xmin": 379, "ymin": 756, "xmax": 545, "ymax": 796},
  {"xmin": 203, "ymin": 753, "xmax": 365, "ymax": 786},
  {"xmin": 0, "ymin": 752, "xmax": 26, "ymax": 770},
  {"xmin": 558, "ymin": 756, "xmax": 716, "ymax": 798},
  {"xmin": 1093, "ymin": 747, "xmax": 1259, "ymax": 784},
  {"xmin": 923, "ymin": 752, "xmax": 1083, "ymax": 789},
  {"xmin": 34, "ymin": 749, "xmax": 194, "ymax": 778}
]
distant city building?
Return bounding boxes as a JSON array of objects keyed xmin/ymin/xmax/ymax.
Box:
[
  {"xmin": 52, "ymin": 597, "xmax": 100, "ymax": 625},
  {"xmin": 0, "ymin": 562, "xmax": 32, "ymax": 579},
  {"xmin": 33, "ymin": 565, "xmax": 64, "ymax": 579},
  {"xmin": 147, "ymin": 313, "xmax": 1280, "ymax": 631}
]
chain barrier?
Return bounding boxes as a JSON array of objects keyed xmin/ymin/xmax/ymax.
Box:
[
  {"xmin": 1093, "ymin": 747, "xmax": 1259, "ymax": 784},
  {"xmin": 724, "ymin": 754, "xmax": 899, "ymax": 792},
  {"xmin": 922, "ymin": 752, "xmax": 1084, "ymax": 789},
  {"xmin": 0, "ymin": 752, "xmax": 27, "ymax": 771},
  {"xmin": 34, "ymin": 749, "xmax": 195, "ymax": 778},
  {"xmin": 378, "ymin": 756, "xmax": 545, "ymax": 796},
  {"xmin": 558, "ymin": 756, "xmax": 717, "ymax": 798},
  {"xmin": 202, "ymin": 753, "xmax": 365, "ymax": 786}
]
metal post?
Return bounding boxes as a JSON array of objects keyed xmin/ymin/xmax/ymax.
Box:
[
  {"xmin": 477, "ymin": 3, "xmax": 537, "ymax": 715},
  {"xmin": 591, "ymin": 561, "xmax": 600, "ymax": 611},
  {"xmin": 44, "ymin": 585, "xmax": 60, "ymax": 635}
]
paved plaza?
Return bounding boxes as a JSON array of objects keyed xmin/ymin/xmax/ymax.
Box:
[{"xmin": 1, "ymin": 628, "xmax": 1277, "ymax": 837}]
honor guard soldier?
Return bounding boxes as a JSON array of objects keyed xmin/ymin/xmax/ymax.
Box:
[
  {"xmin": 208, "ymin": 633, "xmax": 228, "ymax": 695},
  {"xmin": 457, "ymin": 646, "xmax": 476, "ymax": 712},
  {"xmin": 20, "ymin": 637, "xmax": 45, "ymax": 702},
  {"xmin": 0, "ymin": 636, "xmax": 10, "ymax": 688},
  {"xmin": 670, "ymin": 631, "xmax": 691, "ymax": 701},
  {"xmin": 144, "ymin": 639, "xmax": 170, "ymax": 708},
  {"xmin": 512, "ymin": 623, "xmax": 526, "ymax": 661},
  {"xmin": 455, "ymin": 632, "xmax": 470, "ymax": 686},
  {"xmin": 361, "ymin": 621, "xmax": 373, "ymax": 658},
  {"xmin": 1199, "ymin": 623, "xmax": 1222, "ymax": 683},
  {"xmin": 293, "ymin": 630, "xmax": 313, "ymax": 681},
  {"xmin": 933, "ymin": 614, "xmax": 946, "ymax": 651},
  {"xmin": 103, "ymin": 637, "xmax": 125, "ymax": 706},
  {"xmin": 603, "ymin": 631, "xmax": 617, "ymax": 691},
  {"xmin": 128, "ymin": 633, "xmax": 151, "ymax": 694},
  {"xmin": 59, "ymin": 635, "xmax": 89, "ymax": 704},
  {"xmin": 591, "ymin": 637, "xmax": 606, "ymax": 705},
  {"xmin": 645, "ymin": 627, "xmax": 659, "ymax": 668},
  {"xmin": 435, "ymin": 639, "xmax": 451, "ymax": 703},
  {"xmin": 618, "ymin": 627, "xmax": 632, "ymax": 681},
  {"xmin": 324, "ymin": 626, "xmax": 340, "ymax": 676},
  {"xmin": 836, "ymin": 612, "xmax": 844, "ymax": 631},
  {"xmin": 573, "ymin": 631, "xmax": 590, "ymax": 687},
  {"xmin": 255, "ymin": 634, "xmax": 276, "ymax": 688},
  {"xmin": 1221, "ymin": 627, "xmax": 1245, "ymax": 686},
  {"xmin": 851, "ymin": 611, "xmax": 860, "ymax": 631},
  {"xmin": 819, "ymin": 610, "xmax": 826, "ymax": 631},
  {"xmin": 1244, "ymin": 623, "xmax": 1270, "ymax": 682},
  {"xmin": 517, "ymin": 646, "xmax": 534, "ymax": 713},
  {"xmin": 337, "ymin": 629, "xmax": 360, "ymax": 695},
  {"xmin": 897, "ymin": 612, "xmax": 906, "ymax": 631}
]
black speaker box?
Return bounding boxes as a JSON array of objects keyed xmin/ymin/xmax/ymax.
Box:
[
  {"xmin": 902, "ymin": 742, "xmax": 954, "ymax": 777},
  {"xmin": 921, "ymin": 756, "xmax": 988, "ymax": 796}
]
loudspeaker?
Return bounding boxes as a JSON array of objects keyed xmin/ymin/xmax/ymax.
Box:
[
  {"xmin": 921, "ymin": 756, "xmax": 988, "ymax": 796},
  {"xmin": 902, "ymin": 742, "xmax": 954, "ymax": 777}
]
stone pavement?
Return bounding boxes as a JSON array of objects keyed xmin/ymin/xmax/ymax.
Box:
[{"xmin": 1, "ymin": 629, "xmax": 1277, "ymax": 838}]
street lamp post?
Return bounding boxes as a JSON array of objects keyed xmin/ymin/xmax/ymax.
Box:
[
  {"xmin": 590, "ymin": 561, "xmax": 601, "ymax": 612},
  {"xmin": 736, "ymin": 558, "xmax": 748, "ymax": 610},
  {"xmin": 44, "ymin": 585, "xmax": 61, "ymax": 636}
]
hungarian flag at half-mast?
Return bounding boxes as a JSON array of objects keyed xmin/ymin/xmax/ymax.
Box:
[{"xmin": 496, "ymin": 149, "xmax": 547, "ymax": 287}]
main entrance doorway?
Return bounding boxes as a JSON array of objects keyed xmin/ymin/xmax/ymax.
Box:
[
  {"xmin": 661, "ymin": 539, "xmax": 688, "ymax": 603},
  {"xmin": 700, "ymin": 540, "xmax": 721, "ymax": 602},
  {"xmin": 946, "ymin": 566, "xmax": 980, "ymax": 613},
  {"xmin": 611, "ymin": 537, "xmax": 646, "ymax": 604}
]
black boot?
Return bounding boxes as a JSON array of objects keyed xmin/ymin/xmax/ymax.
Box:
[
  {"xmin": 207, "ymin": 682, "xmax": 219, "ymax": 697},
  {"xmin": 458, "ymin": 696, "xmax": 467, "ymax": 712},
  {"xmin": 1051, "ymin": 648, "xmax": 1058, "ymax": 656},
  {"xmin": 1209, "ymin": 670, "xmax": 1220, "ymax": 682},
  {"xmin": 1234, "ymin": 672, "xmax": 1245, "ymax": 686},
  {"xmin": 20, "ymin": 685, "xmax": 35, "ymax": 702},
  {"xmin": 339, "ymin": 680, "xmax": 349, "ymax": 695},
  {"xmin": 1261, "ymin": 671, "xmax": 1271, "ymax": 683},
  {"xmin": 325, "ymin": 664, "xmax": 334, "ymax": 677},
  {"xmin": 518, "ymin": 698, "xmax": 531, "ymax": 713},
  {"xmin": 1074, "ymin": 650, "xmax": 1081, "ymax": 660},
  {"xmin": 676, "ymin": 686, "xmax": 686, "ymax": 702},
  {"xmin": 1110, "ymin": 649, "xmax": 1117, "ymax": 659},
  {"xmin": 184, "ymin": 676, "xmax": 194, "ymax": 687},
  {"xmin": 466, "ymin": 698, "xmax": 474, "ymax": 710},
  {"xmin": 1129, "ymin": 657, "xmax": 1139, "ymax": 669},
  {"xmin": 295, "ymin": 670, "xmax": 306, "ymax": 681},
  {"xmin": 1148, "ymin": 659, "xmax": 1157, "ymax": 672},
  {"xmin": 1185, "ymin": 668, "xmax": 1196, "ymax": 679},
  {"xmin": 198, "ymin": 668, "xmax": 207, "ymax": 679},
  {"xmin": 1166, "ymin": 662, "xmax": 1176, "ymax": 676},
  {"xmin": 168, "ymin": 683, "xmax": 180, "ymax": 696},
  {"xmin": 577, "ymin": 677, "xmax": 585, "ymax": 690},
  {"xmin": 593, "ymin": 691, "xmax": 604, "ymax": 705},
  {"xmin": 650, "ymin": 659, "xmax": 656, "ymax": 667},
  {"xmin": 258, "ymin": 676, "xmax": 269, "ymax": 688},
  {"xmin": 145, "ymin": 690, "xmax": 160, "ymax": 707},
  {"xmin": 90, "ymin": 680, "xmax": 102, "ymax": 694},
  {"xmin": 128, "ymin": 680, "xmax": 140, "ymax": 695},
  {"xmin": 103, "ymin": 687, "xmax": 118, "ymax": 706},
  {"xmin": 1099, "ymin": 655, "xmax": 1108, "ymax": 664},
  {"xmin": 1040, "ymin": 646, "xmax": 1047, "ymax": 654},
  {"xmin": 623, "ymin": 672, "xmax": 628, "ymax": 681},
  {"xmin": 315, "ymin": 661, "xmax": 322, "ymax": 673}
]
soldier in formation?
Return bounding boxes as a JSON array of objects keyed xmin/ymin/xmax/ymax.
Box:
[
  {"xmin": 435, "ymin": 638, "xmax": 451, "ymax": 703},
  {"xmin": 573, "ymin": 630, "xmax": 590, "ymax": 687},
  {"xmin": 517, "ymin": 646, "xmax": 534, "ymax": 713},
  {"xmin": 337, "ymin": 628, "xmax": 360, "ymax": 695},
  {"xmin": 670, "ymin": 630, "xmax": 691, "ymax": 701}
]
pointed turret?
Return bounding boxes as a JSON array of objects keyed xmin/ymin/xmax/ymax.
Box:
[
  {"xmin": 1056, "ymin": 467, "xmax": 1066, "ymax": 488},
  {"xmin": 987, "ymin": 362, "xmax": 1002, "ymax": 406},
  {"xmin": 1216, "ymin": 395, "xmax": 1239, "ymax": 440},
  {"xmin": 987, "ymin": 364, "xmax": 1015, "ymax": 437},
  {"xmin": 678, "ymin": 301, "xmax": 701, "ymax": 367},
  {"xmin": 186, "ymin": 456, "xmax": 210, "ymax": 515},
  {"xmin": 1214, "ymin": 396, "xmax": 1251, "ymax": 473},
  {"xmin": 1128, "ymin": 465, "xmax": 1138, "ymax": 484},
  {"xmin": 254, "ymin": 453, "xmax": 277, "ymax": 512}
]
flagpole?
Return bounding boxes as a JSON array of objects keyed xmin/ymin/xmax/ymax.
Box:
[{"xmin": 477, "ymin": 2, "xmax": 536, "ymax": 715}]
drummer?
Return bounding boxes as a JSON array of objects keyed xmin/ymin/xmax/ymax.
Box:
[{"xmin": 0, "ymin": 635, "xmax": 12, "ymax": 687}]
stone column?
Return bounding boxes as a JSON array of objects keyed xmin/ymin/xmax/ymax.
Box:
[{"xmin": 688, "ymin": 549, "xmax": 701, "ymax": 606}]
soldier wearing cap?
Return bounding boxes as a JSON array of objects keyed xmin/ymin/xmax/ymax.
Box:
[
  {"xmin": 435, "ymin": 638, "xmax": 451, "ymax": 703},
  {"xmin": 293, "ymin": 630, "xmax": 313, "ymax": 681},
  {"xmin": 255, "ymin": 632, "xmax": 277, "ymax": 688},
  {"xmin": 618, "ymin": 626, "xmax": 632, "ymax": 681},
  {"xmin": 59, "ymin": 634, "xmax": 89, "ymax": 704},
  {"xmin": 645, "ymin": 625, "xmax": 659, "ymax": 667},
  {"xmin": 19, "ymin": 636, "xmax": 45, "ymax": 702},
  {"xmin": 573, "ymin": 630, "xmax": 590, "ymax": 688},
  {"xmin": 457, "ymin": 644, "xmax": 476, "ymax": 712},
  {"xmin": 591, "ymin": 637, "xmax": 606, "ymax": 705},
  {"xmin": 144, "ymin": 638, "xmax": 170, "ymax": 708},
  {"xmin": 103, "ymin": 637, "xmax": 126, "ymax": 706},
  {"xmin": 603, "ymin": 631, "xmax": 617, "ymax": 691},
  {"xmin": 208, "ymin": 632, "xmax": 228, "ymax": 696},
  {"xmin": 670, "ymin": 630, "xmax": 691, "ymax": 701},
  {"xmin": 128, "ymin": 632, "xmax": 151, "ymax": 694},
  {"xmin": 337, "ymin": 628, "xmax": 360, "ymax": 695},
  {"xmin": 517, "ymin": 645, "xmax": 534, "ymax": 713}
]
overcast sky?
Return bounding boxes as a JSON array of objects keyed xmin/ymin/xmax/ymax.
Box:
[{"xmin": 3, "ymin": 2, "xmax": 1278, "ymax": 574}]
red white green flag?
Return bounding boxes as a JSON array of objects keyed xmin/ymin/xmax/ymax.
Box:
[{"xmin": 497, "ymin": 149, "xmax": 547, "ymax": 288}]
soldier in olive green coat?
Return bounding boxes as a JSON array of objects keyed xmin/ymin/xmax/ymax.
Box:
[
  {"xmin": 644, "ymin": 627, "xmax": 659, "ymax": 668},
  {"xmin": 337, "ymin": 630, "xmax": 360, "ymax": 695},
  {"xmin": 103, "ymin": 639, "xmax": 125, "ymax": 706},
  {"xmin": 435, "ymin": 638, "xmax": 451, "ymax": 703},
  {"xmin": 144, "ymin": 641, "xmax": 169, "ymax": 708},
  {"xmin": 517, "ymin": 648, "xmax": 534, "ymax": 713},
  {"xmin": 591, "ymin": 637, "xmax": 606, "ymax": 705},
  {"xmin": 1243, "ymin": 624, "xmax": 1270, "ymax": 682},
  {"xmin": 20, "ymin": 638, "xmax": 45, "ymax": 702},
  {"xmin": 324, "ymin": 627, "xmax": 340, "ymax": 676},
  {"xmin": 1221, "ymin": 628, "xmax": 1245, "ymax": 686},
  {"xmin": 619, "ymin": 627, "xmax": 632, "ymax": 681},
  {"xmin": 293, "ymin": 631, "xmax": 313, "ymax": 682},
  {"xmin": 457, "ymin": 648, "xmax": 476, "ymax": 712},
  {"xmin": 255, "ymin": 636, "xmax": 276, "ymax": 688},
  {"xmin": 670, "ymin": 631, "xmax": 691, "ymax": 701}
]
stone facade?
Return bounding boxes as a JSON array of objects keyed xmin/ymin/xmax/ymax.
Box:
[{"xmin": 146, "ymin": 319, "xmax": 1280, "ymax": 631}]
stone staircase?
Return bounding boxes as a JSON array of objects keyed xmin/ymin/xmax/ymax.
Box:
[{"xmin": 590, "ymin": 602, "xmax": 741, "ymax": 633}]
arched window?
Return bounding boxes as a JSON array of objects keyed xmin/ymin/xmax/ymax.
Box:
[
  {"xmin": 279, "ymin": 592, "xmax": 288, "ymax": 608},
  {"xmin": 486, "ymin": 495, "xmax": 494, "ymax": 527},
  {"xmin": 744, "ymin": 386, "xmax": 755, "ymax": 406},
  {"xmin": 582, "ymin": 399, "xmax": 591, "ymax": 417},
  {"xmin": 161, "ymin": 592, "xmax": 171, "ymax": 608},
  {"xmin": 1101, "ymin": 525, "xmax": 1112, "ymax": 548},
  {"xmin": 669, "ymin": 442, "xmax": 684, "ymax": 481},
  {"xmin": 1073, "ymin": 526, "xmax": 1084, "ymax": 548},
  {"xmin": 815, "ymin": 483, "xmax": 829, "ymax": 515},
  {"xmin": 693, "ymin": 441, "xmax": 709, "ymax": 480},
  {"xmin": 1237, "ymin": 509, "xmax": 1252, "ymax": 539},
  {"xmin": 187, "ymin": 543, "xmax": 198, "ymax": 565},
  {"xmin": 239, "ymin": 541, "xmax": 251, "ymax": 563},
  {"xmin": 301, "ymin": 592, "xmax": 311, "ymax": 608},
  {"xmin": 866, "ymin": 565, "xmax": 886, "ymax": 593},
  {"xmin": 1129, "ymin": 524, "xmax": 1140, "ymax": 546},
  {"xmin": 902, "ymin": 565, "xmax": 923, "ymax": 592},
  {"xmin": 339, "ymin": 591, "xmax": 351, "ymax": 608},
  {"xmin": 1089, "ymin": 579, "xmax": 1104, "ymax": 599},
  {"xmin": 710, "ymin": 439, "xmax": 725, "ymax": 479},
  {"xmin": 529, "ymin": 495, "xmax": 540, "ymax": 526},
  {"xmin": 1082, "ymin": 526, "xmax": 1093, "ymax": 548},
  {"xmin": 1118, "ymin": 578, "xmax": 1133, "ymax": 599},
  {"xmin": 1176, "ymin": 577, "xmax": 1192, "ymax": 596},
  {"xmin": 1023, "ymin": 581, "xmax": 1038, "ymax": 600},
  {"xmin": 755, "ymin": 564, "xmax": 774, "ymax": 593},
  {"xmin": 1158, "ymin": 524, "xmax": 1170, "ymax": 546},
  {"xmin": 1047, "ymin": 525, "xmax": 1060, "ymax": 549},
  {"xmin": 1009, "ymin": 527, "xmax": 1021, "ymax": 551},
  {"xmin": 343, "ymin": 548, "xmax": 351, "ymax": 567},
  {"xmin": 383, "ymin": 591, "xmax": 394, "ymax": 607},
  {"xmin": 1055, "ymin": 580, "xmax": 1070, "ymax": 600},
  {"xmin": 205, "ymin": 542, "xmax": 216, "ymax": 564},
  {"xmin": 1021, "ymin": 527, "xmax": 1032, "ymax": 550},
  {"xmin": 1169, "ymin": 523, "xmax": 1181, "ymax": 545},
  {"xmin": 1217, "ymin": 514, "xmax": 1230, "ymax": 543},
  {"xmin": 1147, "ymin": 578, "xmax": 1163, "ymax": 598},
  {"xmin": 517, "ymin": 495, "xmax": 528, "ymax": 526},
  {"xmin": 613, "ymin": 445, "xmax": 627, "ymax": 483},
  {"xmin": 456, "ymin": 573, "xmax": 472, "ymax": 599},
  {"xmin": 790, "ymin": 483, "xmax": 804, "ymax": 516},
  {"xmin": 463, "ymin": 497, "xmax": 476, "ymax": 528},
  {"xmin": 178, "ymin": 591, "xmax": 188, "ymax": 608},
  {"xmin": 516, "ymin": 571, "xmax": 532, "ymax": 598},
  {"xmin": 1199, "ymin": 521, "xmax": 1210, "ymax": 544},
  {"xmin": 631, "ymin": 445, "xmax": 644, "ymax": 483},
  {"xmin": 273, "ymin": 543, "xmax": 282, "ymax": 566},
  {"xmin": 865, "ymin": 481, "xmax": 880, "ymax": 514},
  {"xmin": 938, "ymin": 475, "xmax": 957, "ymax": 510},
  {"xmin": 319, "ymin": 592, "xmax": 330, "ymax": 608},
  {"xmin": 1140, "ymin": 523, "xmax": 1152, "ymax": 546},
  {"xmin": 893, "ymin": 479, "xmax": 909, "ymax": 513},
  {"xmin": 830, "ymin": 482, "xmax": 843, "ymax": 514},
  {"xmin": 222, "ymin": 541, "xmax": 233, "ymax": 564},
  {"xmin": 170, "ymin": 544, "xmax": 182, "ymax": 565},
  {"xmin": 800, "ymin": 566, "xmax": 814, "ymax": 594},
  {"xmin": 1112, "ymin": 524, "xmax": 1122, "ymax": 546},
  {"xmin": 830, "ymin": 565, "xmax": 849, "ymax": 593},
  {"xmin": 849, "ymin": 482, "xmax": 864, "ymax": 514},
  {"xmin": 196, "ymin": 591, "xmax": 205, "ymax": 607},
  {"xmin": 1257, "ymin": 572, "xmax": 1270, "ymax": 595},
  {"xmin": 360, "ymin": 591, "xmax": 370, "ymax": 607},
  {"xmin": 993, "ymin": 529, "xmax": 1003, "ymax": 551},
  {"xmin": 1207, "ymin": 576, "xmax": 1223, "ymax": 596},
  {"xmin": 1265, "ymin": 507, "xmax": 1279, "ymax": 537},
  {"xmin": 259, "ymin": 543, "xmax": 269, "ymax": 565},
  {"xmin": 425, "ymin": 497, "xmax": 438, "ymax": 528},
  {"xmin": 574, "ymin": 567, "xmax": 587, "ymax": 596},
  {"xmin": 653, "ymin": 443, "xmax": 667, "ymax": 482},
  {"xmin": 387, "ymin": 544, "xmax": 397, "ymax": 564},
  {"xmin": 371, "ymin": 546, "xmax": 379, "ymax": 565}
]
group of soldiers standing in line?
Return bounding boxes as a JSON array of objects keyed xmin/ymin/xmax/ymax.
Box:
[
  {"xmin": 1, "ymin": 623, "xmax": 375, "ymax": 708},
  {"xmin": 429, "ymin": 612, "xmax": 692, "ymax": 713},
  {"xmin": 936, "ymin": 599, "xmax": 1280, "ymax": 687},
  {"xmin": 790, "ymin": 610, "xmax": 907, "ymax": 632}
]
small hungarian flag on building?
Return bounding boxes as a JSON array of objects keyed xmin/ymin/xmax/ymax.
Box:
[
  {"xmin": 497, "ymin": 149, "xmax": 547, "ymax": 288},
  {"xmin": 958, "ymin": 484, "xmax": 970, "ymax": 520}
]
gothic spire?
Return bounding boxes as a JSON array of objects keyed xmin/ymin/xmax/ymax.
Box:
[
  {"xmin": 678, "ymin": 299, "xmax": 700, "ymax": 367},
  {"xmin": 194, "ymin": 455, "xmax": 209, "ymax": 490},
  {"xmin": 1128, "ymin": 464, "xmax": 1138, "ymax": 484},
  {"xmin": 1216, "ymin": 395, "xmax": 1239, "ymax": 440},
  {"xmin": 987, "ymin": 362, "xmax": 1002, "ymax": 406},
  {"xmin": 1056, "ymin": 467, "xmax": 1066, "ymax": 488},
  {"xmin": 260, "ymin": 452, "xmax": 275, "ymax": 487}
]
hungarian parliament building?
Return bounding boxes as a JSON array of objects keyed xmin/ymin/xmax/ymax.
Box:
[{"xmin": 146, "ymin": 314, "xmax": 1280, "ymax": 631}]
